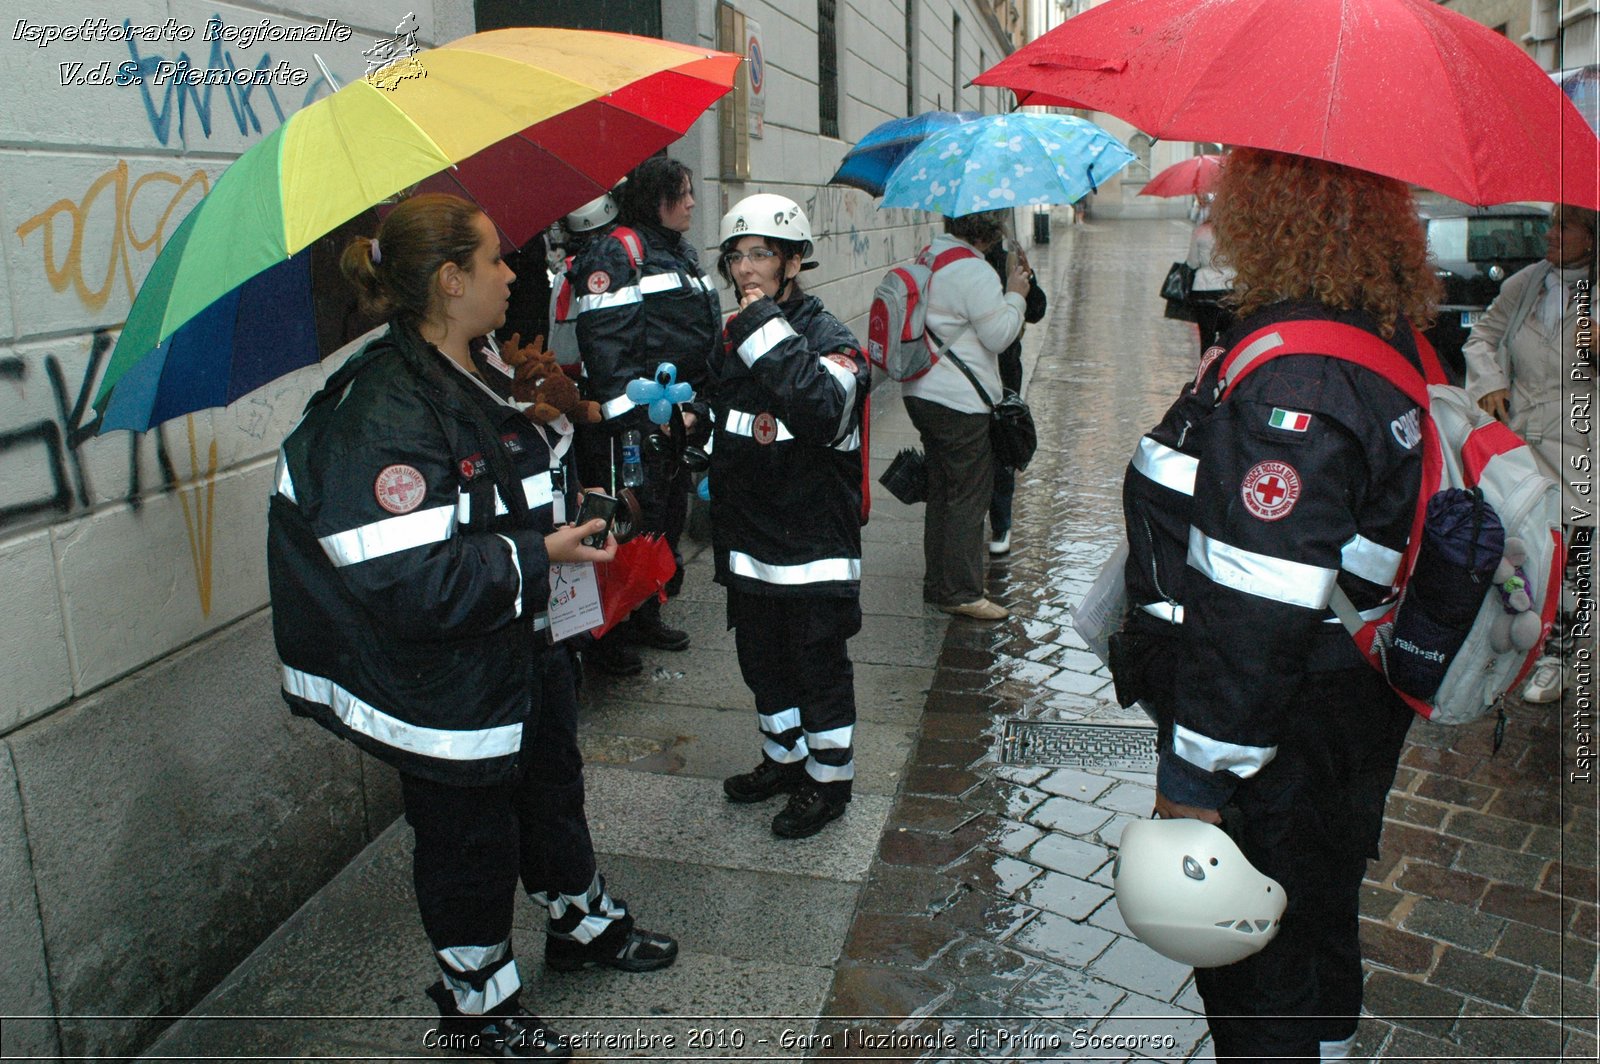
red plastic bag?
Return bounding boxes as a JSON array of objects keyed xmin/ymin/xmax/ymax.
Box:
[{"xmin": 590, "ymin": 534, "xmax": 676, "ymax": 638}]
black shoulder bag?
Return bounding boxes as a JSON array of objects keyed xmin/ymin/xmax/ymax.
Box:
[{"xmin": 940, "ymin": 347, "xmax": 1038, "ymax": 471}]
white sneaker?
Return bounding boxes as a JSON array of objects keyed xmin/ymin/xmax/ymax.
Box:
[
  {"xmin": 1521, "ymin": 655, "xmax": 1563, "ymax": 703},
  {"xmin": 940, "ymin": 598, "xmax": 1009, "ymax": 621},
  {"xmin": 988, "ymin": 530, "xmax": 1011, "ymax": 556}
]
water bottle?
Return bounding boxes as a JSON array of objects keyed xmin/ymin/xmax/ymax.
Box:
[{"xmin": 621, "ymin": 429, "xmax": 644, "ymax": 488}]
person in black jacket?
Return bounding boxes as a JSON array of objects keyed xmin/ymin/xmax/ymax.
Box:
[
  {"xmin": 982, "ymin": 238, "xmax": 1047, "ymax": 555},
  {"xmin": 1121, "ymin": 149, "xmax": 1443, "ymax": 1061},
  {"xmin": 711, "ymin": 194, "xmax": 872, "ymax": 839},
  {"xmin": 569, "ymin": 157, "xmax": 721, "ymax": 676},
  {"xmin": 267, "ymin": 193, "xmax": 676, "ymax": 1060}
]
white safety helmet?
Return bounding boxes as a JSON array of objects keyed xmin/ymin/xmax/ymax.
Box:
[
  {"xmin": 1113, "ymin": 818, "xmax": 1286, "ymax": 968},
  {"xmin": 719, "ymin": 193, "xmax": 813, "ymax": 256},
  {"xmin": 566, "ymin": 193, "xmax": 619, "ymax": 234}
]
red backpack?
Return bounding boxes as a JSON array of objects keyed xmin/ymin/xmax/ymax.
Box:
[{"xmin": 865, "ymin": 245, "xmax": 978, "ymax": 381}]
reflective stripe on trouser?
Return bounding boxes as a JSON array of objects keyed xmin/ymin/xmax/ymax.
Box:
[
  {"xmin": 728, "ymin": 589, "xmax": 862, "ymax": 785},
  {"xmin": 434, "ymin": 938, "xmax": 520, "ymax": 1015},
  {"xmin": 400, "ymin": 648, "xmax": 602, "ymax": 1014},
  {"xmin": 532, "ymin": 870, "xmax": 629, "ymax": 944}
]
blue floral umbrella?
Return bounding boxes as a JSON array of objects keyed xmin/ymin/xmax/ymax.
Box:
[
  {"xmin": 880, "ymin": 113, "xmax": 1135, "ymax": 217},
  {"xmin": 828, "ymin": 110, "xmax": 980, "ymax": 196}
]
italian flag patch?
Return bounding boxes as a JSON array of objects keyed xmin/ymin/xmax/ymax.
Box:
[{"xmin": 1269, "ymin": 408, "xmax": 1312, "ymax": 432}]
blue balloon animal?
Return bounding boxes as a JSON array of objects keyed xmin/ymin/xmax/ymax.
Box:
[{"xmin": 625, "ymin": 362, "xmax": 695, "ymax": 425}]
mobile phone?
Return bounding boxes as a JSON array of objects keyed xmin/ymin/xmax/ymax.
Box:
[{"xmin": 575, "ymin": 491, "xmax": 619, "ymax": 548}]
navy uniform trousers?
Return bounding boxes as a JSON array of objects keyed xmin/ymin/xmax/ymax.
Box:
[
  {"xmin": 727, "ymin": 589, "xmax": 861, "ymax": 788},
  {"xmin": 400, "ymin": 646, "xmax": 628, "ymax": 1014}
]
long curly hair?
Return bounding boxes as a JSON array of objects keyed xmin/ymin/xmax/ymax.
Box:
[{"xmin": 1212, "ymin": 149, "xmax": 1439, "ymax": 337}]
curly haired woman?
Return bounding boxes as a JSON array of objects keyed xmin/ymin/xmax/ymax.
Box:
[{"xmin": 1125, "ymin": 148, "xmax": 1442, "ymax": 1062}]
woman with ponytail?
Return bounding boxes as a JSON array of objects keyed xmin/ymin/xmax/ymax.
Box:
[{"xmin": 269, "ymin": 193, "xmax": 676, "ymax": 1060}]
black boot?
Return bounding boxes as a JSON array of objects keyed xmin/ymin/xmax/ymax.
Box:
[
  {"xmin": 723, "ymin": 757, "xmax": 806, "ymax": 803},
  {"xmin": 424, "ymin": 983, "xmax": 572, "ymax": 1060},
  {"xmin": 583, "ymin": 630, "xmax": 642, "ymax": 676},
  {"xmin": 771, "ymin": 781, "xmax": 851, "ymax": 839},
  {"xmin": 545, "ymin": 918, "xmax": 678, "ymax": 973},
  {"xmin": 626, "ymin": 599, "xmax": 690, "ymax": 651}
]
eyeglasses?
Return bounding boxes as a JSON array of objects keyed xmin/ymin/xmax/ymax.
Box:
[{"xmin": 722, "ymin": 248, "xmax": 780, "ymax": 265}]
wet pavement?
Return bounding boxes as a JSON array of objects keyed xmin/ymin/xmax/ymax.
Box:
[
  {"xmin": 137, "ymin": 217, "xmax": 1595, "ymax": 1063},
  {"xmin": 814, "ymin": 216, "xmax": 1598, "ymax": 1062}
]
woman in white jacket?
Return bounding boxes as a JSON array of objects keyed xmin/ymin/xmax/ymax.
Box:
[
  {"xmin": 1464, "ymin": 203, "xmax": 1595, "ymax": 702},
  {"xmin": 903, "ymin": 210, "xmax": 1031, "ymax": 620}
]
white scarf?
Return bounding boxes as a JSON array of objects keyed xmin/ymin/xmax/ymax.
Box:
[{"xmin": 1539, "ymin": 264, "xmax": 1589, "ymax": 328}]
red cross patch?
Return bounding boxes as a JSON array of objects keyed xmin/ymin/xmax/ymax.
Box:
[
  {"xmin": 587, "ymin": 271, "xmax": 611, "ymax": 294},
  {"xmin": 1241, "ymin": 460, "xmax": 1301, "ymax": 521},
  {"xmin": 752, "ymin": 412, "xmax": 778, "ymax": 445},
  {"xmin": 374, "ymin": 464, "xmax": 427, "ymax": 514},
  {"xmin": 825, "ymin": 353, "xmax": 857, "ymax": 373}
]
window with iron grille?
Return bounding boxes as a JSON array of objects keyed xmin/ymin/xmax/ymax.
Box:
[{"xmin": 819, "ymin": 0, "xmax": 839, "ymax": 138}]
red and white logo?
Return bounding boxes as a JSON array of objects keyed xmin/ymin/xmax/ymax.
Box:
[
  {"xmin": 1241, "ymin": 460, "xmax": 1301, "ymax": 521},
  {"xmin": 374, "ymin": 464, "xmax": 427, "ymax": 514},
  {"xmin": 587, "ymin": 271, "xmax": 611, "ymax": 294},
  {"xmin": 825, "ymin": 353, "xmax": 857, "ymax": 373},
  {"xmin": 752, "ymin": 412, "xmax": 778, "ymax": 445}
]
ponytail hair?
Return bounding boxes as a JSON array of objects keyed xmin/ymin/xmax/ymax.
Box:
[{"xmin": 339, "ymin": 193, "xmax": 484, "ymax": 326}]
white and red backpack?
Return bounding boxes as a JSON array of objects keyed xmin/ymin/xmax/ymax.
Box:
[
  {"xmin": 547, "ymin": 226, "xmax": 645, "ymax": 375},
  {"xmin": 865, "ymin": 244, "xmax": 978, "ymax": 381}
]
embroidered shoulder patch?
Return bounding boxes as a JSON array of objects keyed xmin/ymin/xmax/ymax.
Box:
[
  {"xmin": 1241, "ymin": 460, "xmax": 1301, "ymax": 521},
  {"xmin": 825, "ymin": 353, "xmax": 857, "ymax": 373},
  {"xmin": 587, "ymin": 271, "xmax": 611, "ymax": 294},
  {"xmin": 374, "ymin": 464, "xmax": 427, "ymax": 514}
]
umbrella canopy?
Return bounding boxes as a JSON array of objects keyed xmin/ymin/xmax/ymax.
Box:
[
  {"xmin": 95, "ymin": 28, "xmax": 740, "ymax": 433},
  {"xmin": 879, "ymin": 113, "xmax": 1135, "ymax": 217},
  {"xmin": 975, "ymin": 0, "xmax": 1600, "ymax": 209},
  {"xmin": 1139, "ymin": 154, "xmax": 1225, "ymax": 198},
  {"xmin": 828, "ymin": 110, "xmax": 980, "ymax": 196}
]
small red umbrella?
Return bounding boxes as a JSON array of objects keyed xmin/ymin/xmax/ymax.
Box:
[
  {"xmin": 591, "ymin": 534, "xmax": 677, "ymax": 639},
  {"xmin": 976, "ymin": 0, "xmax": 1600, "ymax": 209},
  {"xmin": 1139, "ymin": 155, "xmax": 1225, "ymax": 198}
]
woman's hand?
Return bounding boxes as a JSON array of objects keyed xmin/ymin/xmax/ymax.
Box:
[
  {"xmin": 1006, "ymin": 260, "xmax": 1031, "ymax": 296},
  {"xmin": 545, "ymin": 520, "xmax": 617, "ymax": 564},
  {"xmin": 1152, "ymin": 793, "xmax": 1223, "ymax": 824},
  {"xmin": 739, "ymin": 283, "xmax": 765, "ymax": 310},
  {"xmin": 1477, "ymin": 389, "xmax": 1510, "ymax": 423}
]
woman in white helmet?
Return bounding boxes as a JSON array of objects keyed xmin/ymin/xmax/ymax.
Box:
[{"xmin": 710, "ymin": 193, "xmax": 873, "ymax": 840}]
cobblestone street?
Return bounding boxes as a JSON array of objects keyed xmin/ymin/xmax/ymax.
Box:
[{"xmin": 819, "ymin": 215, "xmax": 1599, "ymax": 1062}]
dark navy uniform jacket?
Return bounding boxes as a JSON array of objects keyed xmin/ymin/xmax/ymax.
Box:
[
  {"xmin": 710, "ymin": 292, "xmax": 870, "ymax": 599},
  {"xmin": 1122, "ymin": 302, "xmax": 1427, "ymax": 809},
  {"xmin": 269, "ymin": 323, "xmax": 577, "ymax": 785}
]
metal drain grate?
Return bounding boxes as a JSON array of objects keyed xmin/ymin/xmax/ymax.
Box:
[{"xmin": 1001, "ymin": 719, "xmax": 1157, "ymax": 770}]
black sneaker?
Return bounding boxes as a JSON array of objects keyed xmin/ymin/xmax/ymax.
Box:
[
  {"xmin": 625, "ymin": 613, "xmax": 691, "ymax": 651},
  {"xmin": 771, "ymin": 783, "xmax": 850, "ymax": 839},
  {"xmin": 583, "ymin": 634, "xmax": 642, "ymax": 677},
  {"xmin": 723, "ymin": 757, "xmax": 806, "ymax": 803},
  {"xmin": 424, "ymin": 983, "xmax": 571, "ymax": 1060},
  {"xmin": 545, "ymin": 923, "xmax": 678, "ymax": 973}
]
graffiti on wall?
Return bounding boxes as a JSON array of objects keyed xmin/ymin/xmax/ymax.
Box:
[
  {"xmin": 0, "ymin": 331, "xmax": 219, "ymax": 616},
  {"xmin": 120, "ymin": 25, "xmax": 331, "ymax": 146},
  {"xmin": 15, "ymin": 160, "xmax": 210, "ymax": 313}
]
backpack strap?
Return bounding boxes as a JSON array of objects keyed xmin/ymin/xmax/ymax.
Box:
[
  {"xmin": 920, "ymin": 245, "xmax": 985, "ymax": 383},
  {"xmin": 610, "ymin": 226, "xmax": 645, "ymax": 269},
  {"xmin": 1218, "ymin": 320, "xmax": 1444, "ymax": 406}
]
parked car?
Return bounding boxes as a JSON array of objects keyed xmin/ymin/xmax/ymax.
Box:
[{"xmin": 1419, "ymin": 201, "xmax": 1550, "ymax": 382}]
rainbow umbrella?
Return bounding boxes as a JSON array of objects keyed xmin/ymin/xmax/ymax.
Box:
[{"xmin": 95, "ymin": 28, "xmax": 740, "ymax": 433}]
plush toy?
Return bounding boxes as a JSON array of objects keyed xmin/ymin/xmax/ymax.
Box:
[
  {"xmin": 501, "ymin": 333, "xmax": 601, "ymax": 425},
  {"xmin": 1489, "ymin": 536, "xmax": 1544, "ymax": 654}
]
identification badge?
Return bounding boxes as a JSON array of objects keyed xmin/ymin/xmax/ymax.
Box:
[{"xmin": 547, "ymin": 563, "xmax": 604, "ymax": 641}]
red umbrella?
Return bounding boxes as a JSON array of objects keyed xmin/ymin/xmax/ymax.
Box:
[
  {"xmin": 591, "ymin": 534, "xmax": 676, "ymax": 638},
  {"xmin": 976, "ymin": 0, "xmax": 1600, "ymax": 208},
  {"xmin": 1139, "ymin": 155, "xmax": 1225, "ymax": 198}
]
